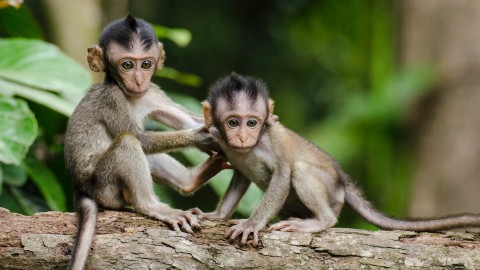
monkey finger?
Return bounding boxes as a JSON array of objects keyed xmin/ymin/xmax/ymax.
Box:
[
  {"xmin": 225, "ymin": 226, "xmax": 237, "ymax": 239},
  {"xmin": 170, "ymin": 221, "xmax": 181, "ymax": 232},
  {"xmin": 181, "ymin": 222, "xmax": 194, "ymax": 234},
  {"xmin": 224, "ymin": 228, "xmax": 233, "ymax": 239},
  {"xmin": 253, "ymin": 231, "xmax": 259, "ymax": 246},
  {"xmin": 228, "ymin": 219, "xmax": 242, "ymax": 225},
  {"xmin": 241, "ymin": 230, "xmax": 251, "ymax": 244},
  {"xmin": 267, "ymin": 223, "xmax": 284, "ymax": 231},
  {"xmin": 226, "ymin": 227, "xmax": 242, "ymax": 241},
  {"xmin": 280, "ymin": 227, "xmax": 298, "ymax": 232},
  {"xmin": 188, "ymin": 207, "xmax": 203, "ymax": 215},
  {"xmin": 183, "ymin": 212, "xmax": 201, "ymax": 230}
]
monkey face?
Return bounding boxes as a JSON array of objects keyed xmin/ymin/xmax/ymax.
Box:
[
  {"xmin": 215, "ymin": 93, "xmax": 267, "ymax": 153},
  {"xmin": 107, "ymin": 40, "xmax": 161, "ymax": 97}
]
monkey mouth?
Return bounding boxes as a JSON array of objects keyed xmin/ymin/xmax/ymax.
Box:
[
  {"xmin": 125, "ymin": 89, "xmax": 148, "ymax": 97},
  {"xmin": 230, "ymin": 146, "xmax": 252, "ymax": 153}
]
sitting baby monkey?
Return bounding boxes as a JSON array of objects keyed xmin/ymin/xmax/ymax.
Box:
[
  {"xmin": 194, "ymin": 72, "xmax": 480, "ymax": 246},
  {"xmin": 65, "ymin": 15, "xmax": 224, "ymax": 270}
]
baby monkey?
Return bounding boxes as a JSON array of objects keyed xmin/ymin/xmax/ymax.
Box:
[
  {"xmin": 196, "ymin": 73, "xmax": 480, "ymax": 246},
  {"xmin": 65, "ymin": 15, "xmax": 224, "ymax": 270}
]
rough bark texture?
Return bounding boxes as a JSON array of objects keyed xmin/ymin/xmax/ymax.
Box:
[
  {"xmin": 1, "ymin": 208, "xmax": 480, "ymax": 269},
  {"xmin": 399, "ymin": 0, "xmax": 480, "ymax": 217}
]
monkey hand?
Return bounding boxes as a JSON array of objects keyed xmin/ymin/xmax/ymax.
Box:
[
  {"xmin": 225, "ymin": 219, "xmax": 265, "ymax": 246},
  {"xmin": 189, "ymin": 208, "xmax": 227, "ymax": 220},
  {"xmin": 192, "ymin": 127, "xmax": 222, "ymax": 154}
]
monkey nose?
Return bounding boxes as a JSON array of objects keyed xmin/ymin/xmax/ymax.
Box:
[{"xmin": 135, "ymin": 73, "xmax": 143, "ymax": 86}]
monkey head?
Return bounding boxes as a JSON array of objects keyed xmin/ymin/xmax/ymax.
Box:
[
  {"xmin": 203, "ymin": 73, "xmax": 276, "ymax": 153},
  {"xmin": 87, "ymin": 15, "xmax": 166, "ymax": 98}
]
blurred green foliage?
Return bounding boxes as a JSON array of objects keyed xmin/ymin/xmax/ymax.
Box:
[
  {"xmin": 0, "ymin": 4, "xmax": 90, "ymax": 213},
  {"xmin": 0, "ymin": 1, "xmax": 434, "ymax": 230}
]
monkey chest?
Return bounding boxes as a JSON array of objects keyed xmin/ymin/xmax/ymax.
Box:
[{"xmin": 228, "ymin": 153, "xmax": 272, "ymax": 191}]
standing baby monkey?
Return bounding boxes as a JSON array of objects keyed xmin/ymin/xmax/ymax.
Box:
[
  {"xmin": 196, "ymin": 73, "xmax": 480, "ymax": 246},
  {"xmin": 65, "ymin": 15, "xmax": 224, "ymax": 270}
]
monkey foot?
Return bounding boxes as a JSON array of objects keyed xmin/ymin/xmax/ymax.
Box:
[
  {"xmin": 268, "ymin": 218, "xmax": 333, "ymax": 233},
  {"xmin": 142, "ymin": 207, "xmax": 201, "ymax": 234},
  {"xmin": 225, "ymin": 219, "xmax": 264, "ymax": 246}
]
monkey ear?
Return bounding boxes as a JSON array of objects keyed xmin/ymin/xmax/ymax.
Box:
[
  {"xmin": 157, "ymin": 42, "xmax": 166, "ymax": 70},
  {"xmin": 87, "ymin": 45, "xmax": 105, "ymax": 72},
  {"xmin": 202, "ymin": 101, "xmax": 214, "ymax": 128},
  {"xmin": 267, "ymin": 98, "xmax": 276, "ymax": 125}
]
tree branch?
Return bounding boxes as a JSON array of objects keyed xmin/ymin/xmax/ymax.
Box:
[{"xmin": 0, "ymin": 207, "xmax": 479, "ymax": 269}]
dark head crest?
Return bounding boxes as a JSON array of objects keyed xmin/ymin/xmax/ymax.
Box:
[
  {"xmin": 99, "ymin": 15, "xmax": 157, "ymax": 52},
  {"xmin": 208, "ymin": 72, "xmax": 269, "ymax": 114}
]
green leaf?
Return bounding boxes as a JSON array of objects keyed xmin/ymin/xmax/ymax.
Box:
[
  {"xmin": 2, "ymin": 163, "xmax": 27, "ymax": 186},
  {"xmin": 23, "ymin": 156, "xmax": 66, "ymax": 211},
  {"xmin": 0, "ymin": 79, "xmax": 76, "ymax": 116},
  {"xmin": 156, "ymin": 67, "xmax": 203, "ymax": 87},
  {"xmin": 8, "ymin": 186, "xmax": 38, "ymax": 215},
  {"xmin": 153, "ymin": 25, "xmax": 192, "ymax": 48},
  {"xmin": 0, "ymin": 187, "xmax": 29, "ymax": 214},
  {"xmin": 0, "ymin": 97, "xmax": 37, "ymax": 165},
  {"xmin": 0, "ymin": 38, "xmax": 91, "ymax": 105},
  {"xmin": 0, "ymin": 165, "xmax": 3, "ymax": 195}
]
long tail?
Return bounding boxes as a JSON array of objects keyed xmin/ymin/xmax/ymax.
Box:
[
  {"xmin": 341, "ymin": 172, "xmax": 480, "ymax": 231},
  {"xmin": 68, "ymin": 193, "xmax": 98, "ymax": 270}
]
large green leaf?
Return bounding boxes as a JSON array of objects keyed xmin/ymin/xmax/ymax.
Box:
[
  {"xmin": 0, "ymin": 79, "xmax": 75, "ymax": 116},
  {"xmin": 2, "ymin": 163, "xmax": 27, "ymax": 186},
  {"xmin": 0, "ymin": 97, "xmax": 37, "ymax": 165},
  {"xmin": 0, "ymin": 38, "xmax": 91, "ymax": 111},
  {"xmin": 23, "ymin": 156, "xmax": 66, "ymax": 211},
  {"xmin": 0, "ymin": 165, "xmax": 3, "ymax": 194}
]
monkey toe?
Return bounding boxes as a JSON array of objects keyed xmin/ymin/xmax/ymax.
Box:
[
  {"xmin": 269, "ymin": 218, "xmax": 331, "ymax": 233},
  {"xmin": 269, "ymin": 220, "xmax": 303, "ymax": 232},
  {"xmin": 183, "ymin": 211, "xmax": 201, "ymax": 230},
  {"xmin": 181, "ymin": 222, "xmax": 194, "ymax": 234}
]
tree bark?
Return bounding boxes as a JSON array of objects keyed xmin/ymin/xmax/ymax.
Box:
[{"xmin": 1, "ymin": 208, "xmax": 479, "ymax": 269}]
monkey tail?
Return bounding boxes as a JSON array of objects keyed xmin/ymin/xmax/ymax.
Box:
[
  {"xmin": 341, "ymin": 172, "xmax": 480, "ymax": 231},
  {"xmin": 68, "ymin": 193, "xmax": 98, "ymax": 270}
]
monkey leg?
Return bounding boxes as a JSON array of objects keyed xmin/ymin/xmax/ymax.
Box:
[
  {"xmin": 94, "ymin": 132, "xmax": 200, "ymax": 232},
  {"xmin": 147, "ymin": 153, "xmax": 225, "ymax": 194},
  {"xmin": 269, "ymin": 163, "xmax": 342, "ymax": 233}
]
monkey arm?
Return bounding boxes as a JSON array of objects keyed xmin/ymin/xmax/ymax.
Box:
[
  {"xmin": 215, "ymin": 171, "xmax": 251, "ymax": 218},
  {"xmin": 149, "ymin": 108, "xmax": 203, "ymax": 130},
  {"xmin": 192, "ymin": 170, "xmax": 250, "ymax": 220},
  {"xmin": 226, "ymin": 165, "xmax": 291, "ymax": 245},
  {"xmin": 148, "ymin": 153, "xmax": 227, "ymax": 194},
  {"xmin": 248, "ymin": 165, "xmax": 291, "ymax": 226},
  {"xmin": 138, "ymin": 127, "xmax": 218, "ymax": 154},
  {"xmin": 148, "ymin": 91, "xmax": 204, "ymax": 130}
]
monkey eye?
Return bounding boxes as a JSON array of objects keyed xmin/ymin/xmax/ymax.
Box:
[
  {"xmin": 141, "ymin": 60, "xmax": 153, "ymax": 69},
  {"xmin": 246, "ymin": 119, "xmax": 258, "ymax": 127},
  {"xmin": 121, "ymin": 61, "xmax": 135, "ymax": 70},
  {"xmin": 227, "ymin": 119, "xmax": 240, "ymax": 128}
]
